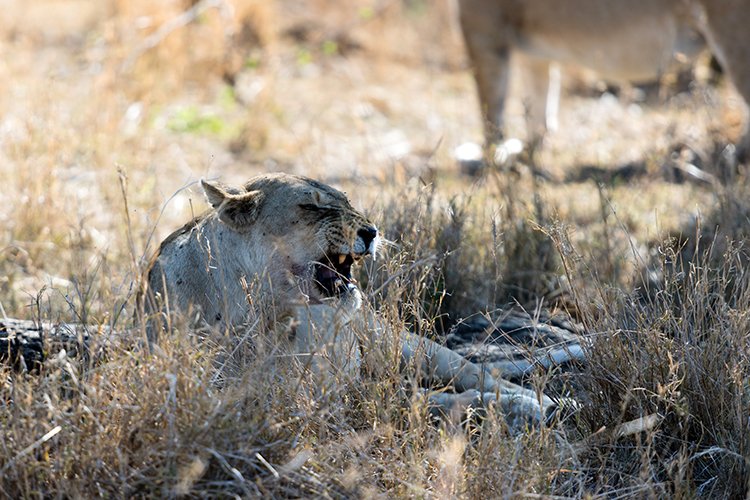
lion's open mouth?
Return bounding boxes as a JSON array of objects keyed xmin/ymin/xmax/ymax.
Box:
[{"xmin": 313, "ymin": 253, "xmax": 357, "ymax": 297}]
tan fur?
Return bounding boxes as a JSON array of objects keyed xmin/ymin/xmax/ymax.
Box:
[
  {"xmin": 143, "ymin": 173, "xmax": 560, "ymax": 428},
  {"xmin": 459, "ymin": 0, "xmax": 750, "ymax": 158},
  {"xmin": 143, "ymin": 173, "xmax": 374, "ymax": 331}
]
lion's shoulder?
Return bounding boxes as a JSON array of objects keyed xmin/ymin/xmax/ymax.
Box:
[{"xmin": 156, "ymin": 214, "xmax": 206, "ymax": 253}]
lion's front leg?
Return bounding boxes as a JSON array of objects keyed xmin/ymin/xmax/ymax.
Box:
[
  {"xmin": 400, "ymin": 331, "xmax": 558, "ymax": 426},
  {"xmin": 291, "ymin": 303, "xmax": 362, "ymax": 391},
  {"xmin": 425, "ymin": 388, "xmax": 554, "ymax": 429},
  {"xmin": 423, "ymin": 389, "xmax": 555, "ymax": 430}
]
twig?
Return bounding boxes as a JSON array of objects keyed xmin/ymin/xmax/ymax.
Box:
[
  {"xmin": 255, "ymin": 452, "xmax": 279, "ymax": 479},
  {"xmin": 569, "ymin": 413, "xmax": 662, "ymax": 455},
  {"xmin": 1, "ymin": 426, "xmax": 62, "ymax": 473}
]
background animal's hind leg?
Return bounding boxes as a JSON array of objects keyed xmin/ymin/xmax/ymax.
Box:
[
  {"xmin": 459, "ymin": 18, "xmax": 511, "ymax": 145},
  {"xmin": 700, "ymin": 0, "xmax": 750, "ymax": 162},
  {"xmin": 519, "ymin": 57, "xmax": 556, "ymax": 144}
]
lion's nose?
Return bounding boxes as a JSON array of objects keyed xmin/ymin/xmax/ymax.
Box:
[{"xmin": 357, "ymin": 226, "xmax": 378, "ymax": 253}]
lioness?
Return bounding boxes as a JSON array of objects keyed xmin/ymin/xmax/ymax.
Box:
[
  {"xmin": 142, "ymin": 173, "xmax": 560, "ymax": 427},
  {"xmin": 459, "ymin": 0, "xmax": 750, "ymax": 160}
]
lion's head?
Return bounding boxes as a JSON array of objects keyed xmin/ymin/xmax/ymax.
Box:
[
  {"xmin": 145, "ymin": 173, "xmax": 379, "ymax": 330},
  {"xmin": 202, "ymin": 173, "xmax": 379, "ymax": 303}
]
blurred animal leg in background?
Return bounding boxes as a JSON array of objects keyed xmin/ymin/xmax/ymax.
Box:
[{"xmin": 699, "ymin": 1, "xmax": 750, "ymax": 162}]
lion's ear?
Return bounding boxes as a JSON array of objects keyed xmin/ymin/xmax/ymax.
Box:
[
  {"xmin": 201, "ymin": 179, "xmax": 230, "ymax": 209},
  {"xmin": 217, "ymin": 190, "xmax": 263, "ymax": 230},
  {"xmin": 201, "ymin": 179, "xmax": 263, "ymax": 230}
]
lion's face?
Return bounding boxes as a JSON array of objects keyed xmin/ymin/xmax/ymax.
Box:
[{"xmin": 202, "ymin": 173, "xmax": 379, "ymax": 306}]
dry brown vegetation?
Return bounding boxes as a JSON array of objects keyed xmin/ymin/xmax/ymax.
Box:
[{"xmin": 1, "ymin": 0, "xmax": 749, "ymax": 497}]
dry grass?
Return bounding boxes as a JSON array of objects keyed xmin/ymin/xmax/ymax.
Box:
[{"xmin": 1, "ymin": 0, "xmax": 749, "ymax": 497}]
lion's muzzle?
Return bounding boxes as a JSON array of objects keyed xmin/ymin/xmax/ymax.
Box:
[
  {"xmin": 355, "ymin": 226, "xmax": 378, "ymax": 255},
  {"xmin": 313, "ymin": 224, "xmax": 378, "ymax": 298}
]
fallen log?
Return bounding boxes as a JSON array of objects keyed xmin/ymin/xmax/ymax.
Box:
[{"xmin": 0, "ymin": 318, "xmax": 94, "ymax": 371}]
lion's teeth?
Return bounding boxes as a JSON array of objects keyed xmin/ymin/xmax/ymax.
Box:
[{"xmin": 338, "ymin": 254, "xmax": 346, "ymax": 264}]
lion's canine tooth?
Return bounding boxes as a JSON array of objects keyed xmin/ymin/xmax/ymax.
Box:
[{"xmin": 338, "ymin": 254, "xmax": 346, "ymax": 264}]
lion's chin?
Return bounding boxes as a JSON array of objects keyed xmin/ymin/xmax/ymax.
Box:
[
  {"xmin": 304, "ymin": 281, "xmax": 362, "ymax": 320},
  {"xmin": 337, "ymin": 283, "xmax": 362, "ymax": 314},
  {"xmin": 317, "ymin": 280, "xmax": 360, "ymax": 303}
]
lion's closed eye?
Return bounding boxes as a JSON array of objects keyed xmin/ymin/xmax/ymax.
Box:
[
  {"xmin": 298, "ymin": 203, "xmax": 342, "ymax": 216},
  {"xmin": 299, "ymin": 203, "xmax": 323, "ymax": 211}
]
